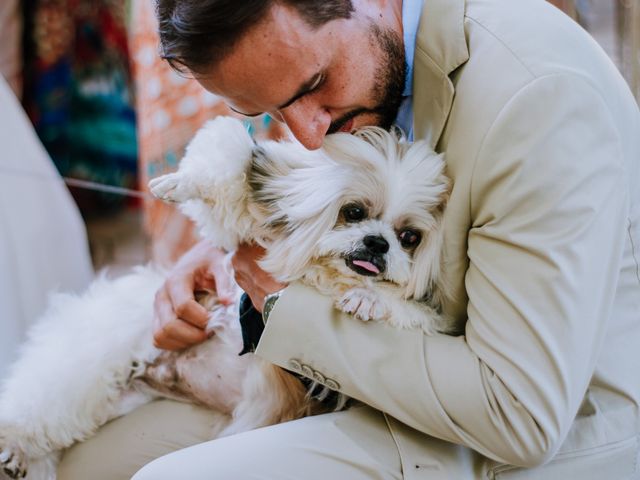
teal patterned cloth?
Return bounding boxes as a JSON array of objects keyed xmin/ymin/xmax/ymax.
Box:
[{"xmin": 23, "ymin": 0, "xmax": 138, "ymax": 215}]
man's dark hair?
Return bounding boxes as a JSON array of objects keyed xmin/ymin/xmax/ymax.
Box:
[{"xmin": 156, "ymin": 0, "xmax": 354, "ymax": 75}]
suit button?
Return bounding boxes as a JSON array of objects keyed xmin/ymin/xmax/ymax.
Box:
[
  {"xmin": 325, "ymin": 378, "xmax": 340, "ymax": 390},
  {"xmin": 288, "ymin": 359, "xmax": 302, "ymax": 372},
  {"xmin": 312, "ymin": 370, "xmax": 326, "ymax": 384},
  {"xmin": 301, "ymin": 364, "xmax": 314, "ymax": 378}
]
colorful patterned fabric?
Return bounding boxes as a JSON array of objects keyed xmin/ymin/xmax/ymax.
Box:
[{"xmin": 23, "ymin": 0, "xmax": 138, "ymax": 215}]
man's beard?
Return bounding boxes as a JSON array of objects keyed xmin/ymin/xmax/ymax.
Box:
[{"xmin": 328, "ymin": 24, "xmax": 407, "ymax": 134}]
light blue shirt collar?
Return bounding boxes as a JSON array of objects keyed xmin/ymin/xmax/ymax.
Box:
[
  {"xmin": 402, "ymin": 0, "xmax": 422, "ymax": 96},
  {"xmin": 395, "ymin": 0, "xmax": 424, "ymax": 140}
]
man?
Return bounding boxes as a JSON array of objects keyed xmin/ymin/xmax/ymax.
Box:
[{"xmin": 58, "ymin": 0, "xmax": 640, "ymax": 478}]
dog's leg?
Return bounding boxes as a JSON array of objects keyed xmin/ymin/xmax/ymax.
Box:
[
  {"xmin": 337, "ymin": 286, "xmax": 447, "ymax": 334},
  {"xmin": 0, "ymin": 429, "xmax": 64, "ymax": 480},
  {"xmin": 0, "ymin": 430, "xmax": 27, "ymax": 479},
  {"xmin": 337, "ymin": 287, "xmax": 392, "ymax": 323},
  {"xmin": 148, "ymin": 172, "xmax": 193, "ymax": 203},
  {"xmin": 388, "ymin": 297, "xmax": 445, "ymax": 334},
  {"xmin": 0, "ymin": 269, "xmax": 164, "ymax": 478}
]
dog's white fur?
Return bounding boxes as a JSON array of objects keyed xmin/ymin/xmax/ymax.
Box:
[{"xmin": 0, "ymin": 117, "xmax": 453, "ymax": 479}]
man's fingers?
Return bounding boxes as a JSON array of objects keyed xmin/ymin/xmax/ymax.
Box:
[
  {"xmin": 153, "ymin": 280, "xmax": 209, "ymax": 351},
  {"xmin": 174, "ymin": 299, "xmax": 210, "ymax": 329},
  {"xmin": 167, "ymin": 278, "xmax": 209, "ymax": 329},
  {"xmin": 153, "ymin": 335, "xmax": 187, "ymax": 351},
  {"xmin": 164, "ymin": 319, "xmax": 209, "ymax": 344},
  {"xmin": 153, "ymin": 319, "xmax": 208, "ymax": 351}
]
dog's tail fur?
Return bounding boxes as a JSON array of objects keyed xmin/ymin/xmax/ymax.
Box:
[{"xmin": 220, "ymin": 358, "xmax": 311, "ymax": 437}]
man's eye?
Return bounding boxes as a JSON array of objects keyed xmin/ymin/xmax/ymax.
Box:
[
  {"xmin": 399, "ymin": 229, "xmax": 422, "ymax": 249},
  {"xmin": 341, "ymin": 203, "xmax": 367, "ymax": 223}
]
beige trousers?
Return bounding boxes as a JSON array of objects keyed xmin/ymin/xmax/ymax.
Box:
[{"xmin": 57, "ymin": 401, "xmax": 404, "ymax": 479}]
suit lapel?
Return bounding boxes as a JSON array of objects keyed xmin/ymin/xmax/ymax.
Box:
[{"xmin": 413, "ymin": 0, "xmax": 469, "ymax": 150}]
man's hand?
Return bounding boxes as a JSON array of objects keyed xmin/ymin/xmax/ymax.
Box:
[
  {"xmin": 232, "ymin": 243, "xmax": 287, "ymax": 312},
  {"xmin": 153, "ymin": 240, "xmax": 236, "ymax": 351}
]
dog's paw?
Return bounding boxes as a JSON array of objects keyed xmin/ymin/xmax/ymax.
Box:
[
  {"xmin": 148, "ymin": 173, "xmax": 191, "ymax": 203},
  {"xmin": 0, "ymin": 439, "xmax": 27, "ymax": 479},
  {"xmin": 337, "ymin": 288, "xmax": 389, "ymax": 322}
]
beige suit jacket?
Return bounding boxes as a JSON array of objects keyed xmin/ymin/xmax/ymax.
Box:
[{"xmin": 257, "ymin": 0, "xmax": 640, "ymax": 478}]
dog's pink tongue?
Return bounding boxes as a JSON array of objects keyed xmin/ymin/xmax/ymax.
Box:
[{"xmin": 352, "ymin": 260, "xmax": 380, "ymax": 274}]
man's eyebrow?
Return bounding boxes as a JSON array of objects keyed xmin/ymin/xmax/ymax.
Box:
[{"xmin": 228, "ymin": 74, "xmax": 321, "ymax": 117}]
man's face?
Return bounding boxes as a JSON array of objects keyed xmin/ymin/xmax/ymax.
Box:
[{"xmin": 196, "ymin": 3, "xmax": 406, "ymax": 150}]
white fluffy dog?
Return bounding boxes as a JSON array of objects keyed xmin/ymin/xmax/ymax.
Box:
[{"xmin": 0, "ymin": 117, "xmax": 453, "ymax": 479}]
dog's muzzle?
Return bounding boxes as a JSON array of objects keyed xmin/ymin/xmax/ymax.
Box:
[{"xmin": 345, "ymin": 235, "xmax": 388, "ymax": 277}]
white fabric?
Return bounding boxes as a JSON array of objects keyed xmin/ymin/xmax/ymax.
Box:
[{"xmin": 0, "ymin": 77, "xmax": 93, "ymax": 381}]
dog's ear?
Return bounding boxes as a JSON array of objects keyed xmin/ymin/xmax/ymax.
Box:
[
  {"xmin": 247, "ymin": 145, "xmax": 280, "ymax": 212},
  {"xmin": 246, "ymin": 142, "xmax": 347, "ymax": 279},
  {"xmin": 400, "ymin": 146, "xmax": 451, "ymax": 305},
  {"xmin": 404, "ymin": 201, "xmax": 447, "ymax": 304}
]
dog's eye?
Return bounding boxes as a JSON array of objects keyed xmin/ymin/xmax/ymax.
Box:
[
  {"xmin": 341, "ymin": 204, "xmax": 367, "ymax": 223},
  {"xmin": 399, "ymin": 229, "xmax": 422, "ymax": 249}
]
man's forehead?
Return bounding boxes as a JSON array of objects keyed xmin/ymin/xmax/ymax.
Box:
[
  {"xmin": 196, "ymin": 7, "xmax": 334, "ymax": 112},
  {"xmin": 198, "ymin": 56, "xmax": 316, "ymax": 114}
]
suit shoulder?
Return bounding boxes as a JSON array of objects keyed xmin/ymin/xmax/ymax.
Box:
[{"xmin": 464, "ymin": 0, "xmax": 616, "ymax": 83}]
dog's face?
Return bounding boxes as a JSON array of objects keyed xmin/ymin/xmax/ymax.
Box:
[
  {"xmin": 253, "ymin": 127, "xmax": 449, "ymax": 301},
  {"xmin": 155, "ymin": 117, "xmax": 448, "ymax": 302}
]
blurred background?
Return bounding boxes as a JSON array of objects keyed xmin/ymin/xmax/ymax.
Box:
[
  {"xmin": 0, "ymin": 0, "xmax": 290, "ymax": 380},
  {"xmin": 2, "ymin": 0, "xmax": 290, "ymax": 274},
  {"xmin": 0, "ymin": 0, "xmax": 638, "ymax": 379},
  {"xmin": 2, "ymin": 0, "xmax": 639, "ymax": 272}
]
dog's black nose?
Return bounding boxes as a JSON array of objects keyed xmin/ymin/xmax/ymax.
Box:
[{"xmin": 363, "ymin": 235, "xmax": 389, "ymax": 254}]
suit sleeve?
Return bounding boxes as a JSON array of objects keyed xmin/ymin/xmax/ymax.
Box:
[{"xmin": 255, "ymin": 74, "xmax": 629, "ymax": 467}]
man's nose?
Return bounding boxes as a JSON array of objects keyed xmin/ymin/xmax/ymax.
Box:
[{"xmin": 278, "ymin": 102, "xmax": 331, "ymax": 150}]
